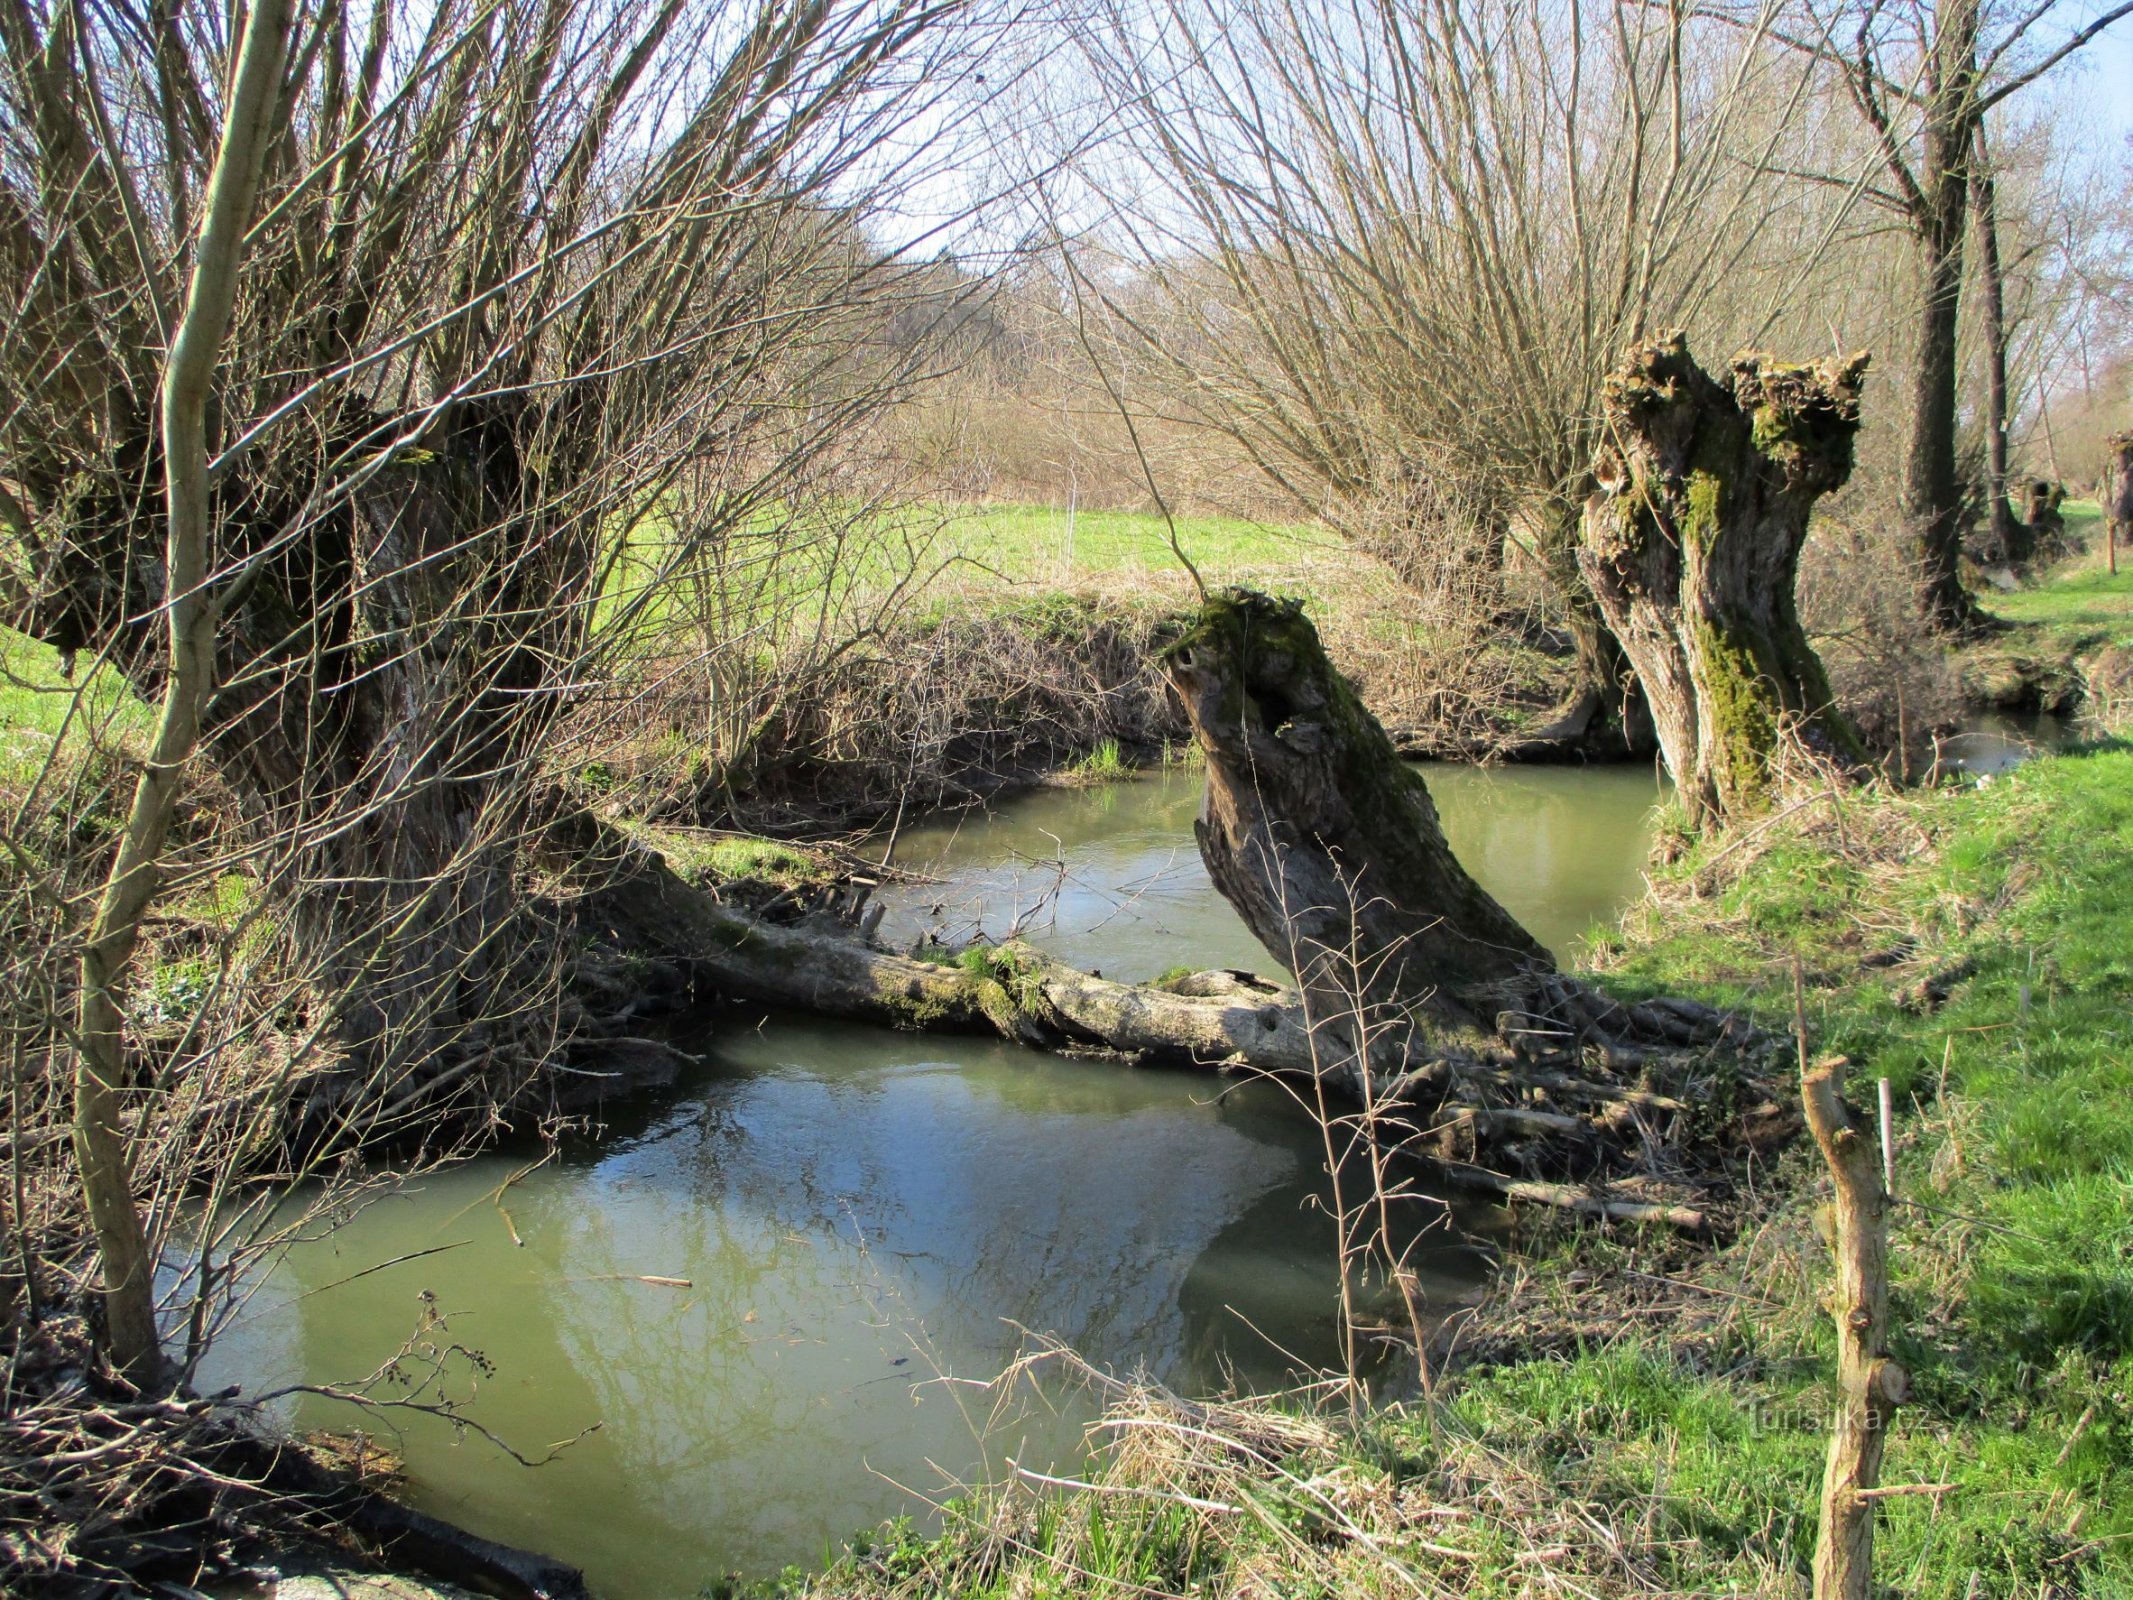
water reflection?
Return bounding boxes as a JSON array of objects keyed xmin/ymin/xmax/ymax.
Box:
[
  {"xmin": 205, "ymin": 1023, "xmax": 1489, "ymax": 1593},
  {"xmin": 875, "ymin": 764, "xmax": 1664, "ymax": 976},
  {"xmin": 1935, "ymin": 709, "xmax": 2072, "ymax": 776},
  {"xmin": 203, "ymin": 763, "xmax": 1663, "ymax": 1594}
]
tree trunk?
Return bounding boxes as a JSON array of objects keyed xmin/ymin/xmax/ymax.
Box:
[
  {"xmin": 70, "ymin": 0, "xmax": 293, "ymax": 1388},
  {"xmin": 31, "ymin": 398, "xmax": 594, "ymax": 1130},
  {"xmin": 1906, "ymin": 234, "xmax": 1975, "ymax": 628},
  {"xmin": 1902, "ymin": 0, "xmax": 1985, "ymax": 634},
  {"xmin": 1971, "ymin": 136, "xmax": 2023, "ymax": 565},
  {"xmin": 1157, "ymin": 590, "xmax": 1552, "ymax": 1066},
  {"xmin": 220, "ymin": 429, "xmax": 587, "ymax": 1107},
  {"xmin": 1576, "ymin": 334, "xmax": 1869, "ymax": 830},
  {"xmin": 1530, "ymin": 494, "xmax": 1649, "ymax": 747},
  {"xmin": 1146, "ymin": 586, "xmax": 1737, "ymax": 1104},
  {"xmin": 1802, "ymin": 1054, "xmax": 1906, "ymax": 1600},
  {"xmin": 2105, "ymin": 431, "xmax": 2133, "ymax": 574},
  {"xmin": 2020, "ymin": 479, "xmax": 2064, "ymax": 555}
]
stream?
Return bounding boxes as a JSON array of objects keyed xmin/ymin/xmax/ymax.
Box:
[{"xmin": 200, "ymin": 761, "xmax": 1667, "ymax": 1595}]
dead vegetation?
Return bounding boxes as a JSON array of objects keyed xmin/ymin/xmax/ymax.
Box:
[{"xmin": 787, "ymin": 1338, "xmax": 1809, "ymax": 1600}]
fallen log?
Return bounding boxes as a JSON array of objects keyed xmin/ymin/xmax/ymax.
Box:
[
  {"xmin": 1436, "ymin": 1166, "xmax": 1710, "ymax": 1232},
  {"xmin": 585, "ymin": 852, "xmax": 1337, "ymax": 1076},
  {"xmin": 562, "ymin": 838, "xmax": 1754, "ymax": 1230}
]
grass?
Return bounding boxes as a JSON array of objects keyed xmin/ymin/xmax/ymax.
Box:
[
  {"xmin": 762, "ymin": 739, "xmax": 2133, "ymax": 1598},
  {"xmin": 620, "ymin": 822, "xmax": 842, "ymax": 890},
  {"xmin": 1065, "ymin": 737, "xmax": 1130, "ymax": 782},
  {"xmin": 1, "ymin": 625, "xmax": 153, "ymax": 791},
  {"xmin": 934, "ymin": 502, "xmax": 1342, "ymax": 587},
  {"xmin": 1955, "ymin": 518, "xmax": 2133, "ymax": 717},
  {"xmin": 1989, "ymin": 563, "xmax": 2133, "ymax": 637}
]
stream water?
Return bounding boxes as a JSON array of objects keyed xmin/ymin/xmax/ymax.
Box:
[{"xmin": 200, "ymin": 760, "xmax": 1667, "ymax": 1596}]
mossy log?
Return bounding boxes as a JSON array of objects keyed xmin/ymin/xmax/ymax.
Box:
[
  {"xmin": 562, "ymin": 815, "xmax": 1761, "ymax": 1227},
  {"xmin": 1578, "ymin": 334, "xmax": 1870, "ymax": 828},
  {"xmin": 583, "ymin": 840, "xmax": 1341, "ymax": 1075}
]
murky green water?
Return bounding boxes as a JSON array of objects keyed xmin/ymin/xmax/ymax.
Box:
[
  {"xmin": 1942, "ymin": 708, "xmax": 2072, "ymax": 775},
  {"xmin": 877, "ymin": 762, "xmax": 1668, "ymax": 975},
  {"xmin": 202, "ymin": 761, "xmax": 1663, "ymax": 1597}
]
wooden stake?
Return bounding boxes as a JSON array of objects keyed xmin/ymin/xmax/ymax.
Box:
[
  {"xmin": 1877, "ymin": 1078, "xmax": 1895, "ymax": 1191},
  {"xmin": 1803, "ymin": 1055, "xmax": 1907, "ymax": 1600}
]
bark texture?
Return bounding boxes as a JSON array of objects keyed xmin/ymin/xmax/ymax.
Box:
[
  {"xmin": 1898, "ymin": 0, "xmax": 1986, "ymax": 633},
  {"xmin": 1802, "ymin": 1055, "xmax": 1905, "ymax": 1600},
  {"xmin": 32, "ymin": 404, "xmax": 590, "ymax": 1114},
  {"xmin": 1971, "ymin": 137, "xmax": 2022, "ymax": 566},
  {"xmin": 2105, "ymin": 432, "xmax": 2133, "ymax": 575},
  {"xmin": 1158, "ymin": 590, "xmax": 1550, "ymax": 1063},
  {"xmin": 1144, "ymin": 586, "xmax": 1752, "ymax": 1118},
  {"xmin": 1578, "ymin": 334, "xmax": 1869, "ymax": 829}
]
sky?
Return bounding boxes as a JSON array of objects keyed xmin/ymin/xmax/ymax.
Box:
[{"xmin": 2061, "ymin": 18, "xmax": 2133, "ymax": 149}]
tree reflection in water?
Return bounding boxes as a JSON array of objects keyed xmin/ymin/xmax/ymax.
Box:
[{"xmin": 204, "ymin": 1019, "xmax": 1492, "ymax": 1594}]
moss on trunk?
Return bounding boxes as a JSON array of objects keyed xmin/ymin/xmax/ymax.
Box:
[
  {"xmin": 1159, "ymin": 590, "xmax": 1550, "ymax": 1057},
  {"xmin": 1579, "ymin": 334, "xmax": 1869, "ymax": 828}
]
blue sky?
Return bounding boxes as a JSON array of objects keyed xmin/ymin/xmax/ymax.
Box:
[{"xmin": 2066, "ymin": 21, "xmax": 2133, "ymax": 146}]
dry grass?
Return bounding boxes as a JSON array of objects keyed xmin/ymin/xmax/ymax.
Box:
[{"xmin": 787, "ymin": 1337, "xmax": 1804, "ymax": 1600}]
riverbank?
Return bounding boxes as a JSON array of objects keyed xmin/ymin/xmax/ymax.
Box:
[
  {"xmin": 751, "ymin": 555, "xmax": 2133, "ymax": 1599},
  {"xmin": 757, "ymin": 729, "xmax": 2132, "ymax": 1599}
]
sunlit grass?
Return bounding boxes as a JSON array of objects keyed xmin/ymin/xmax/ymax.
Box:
[
  {"xmin": 0, "ymin": 625, "xmax": 153, "ymax": 791},
  {"xmin": 932, "ymin": 501, "xmax": 1339, "ymax": 584}
]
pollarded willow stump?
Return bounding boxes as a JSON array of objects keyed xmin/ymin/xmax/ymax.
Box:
[
  {"xmin": 1156, "ymin": 590, "xmax": 1736, "ymax": 1101},
  {"xmin": 1160, "ymin": 592, "xmax": 1545, "ymax": 1060},
  {"xmin": 1579, "ymin": 334, "xmax": 1870, "ymax": 829}
]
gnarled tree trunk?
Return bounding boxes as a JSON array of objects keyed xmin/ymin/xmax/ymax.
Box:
[
  {"xmin": 1578, "ymin": 335, "xmax": 1869, "ymax": 830},
  {"xmin": 1148, "ymin": 586, "xmax": 1741, "ymax": 1109},
  {"xmin": 2103, "ymin": 432, "xmax": 2132, "ymax": 576},
  {"xmin": 567, "ymin": 805, "xmax": 1746, "ymax": 1228},
  {"xmin": 1158, "ymin": 591, "xmax": 1549, "ymax": 1071},
  {"xmin": 30, "ymin": 406, "xmax": 589, "ymax": 1122}
]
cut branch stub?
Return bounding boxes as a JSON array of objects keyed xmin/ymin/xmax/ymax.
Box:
[
  {"xmin": 1158, "ymin": 589, "xmax": 1551, "ymax": 1073},
  {"xmin": 1579, "ymin": 333, "xmax": 1870, "ymax": 828}
]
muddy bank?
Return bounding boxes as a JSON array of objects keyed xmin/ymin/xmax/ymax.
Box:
[
  {"xmin": 1957, "ymin": 630, "xmax": 2132, "ymax": 716},
  {"xmin": 575, "ymin": 590, "xmax": 1653, "ymax": 837}
]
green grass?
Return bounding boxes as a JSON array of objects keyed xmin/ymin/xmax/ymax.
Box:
[
  {"xmin": 1, "ymin": 625, "xmax": 153, "ymax": 789},
  {"xmin": 934, "ymin": 502, "xmax": 1341, "ymax": 585},
  {"xmin": 1981, "ymin": 501, "xmax": 2129, "ymax": 636},
  {"xmin": 1584, "ymin": 746, "xmax": 2133, "ymax": 1590},
  {"xmin": 1958, "ymin": 523, "xmax": 2133, "ymax": 714},
  {"xmin": 1067, "ymin": 737, "xmax": 1130, "ymax": 781},
  {"xmin": 621, "ymin": 822, "xmax": 840, "ymax": 889},
  {"xmin": 1989, "ymin": 564, "xmax": 2133, "ymax": 637}
]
